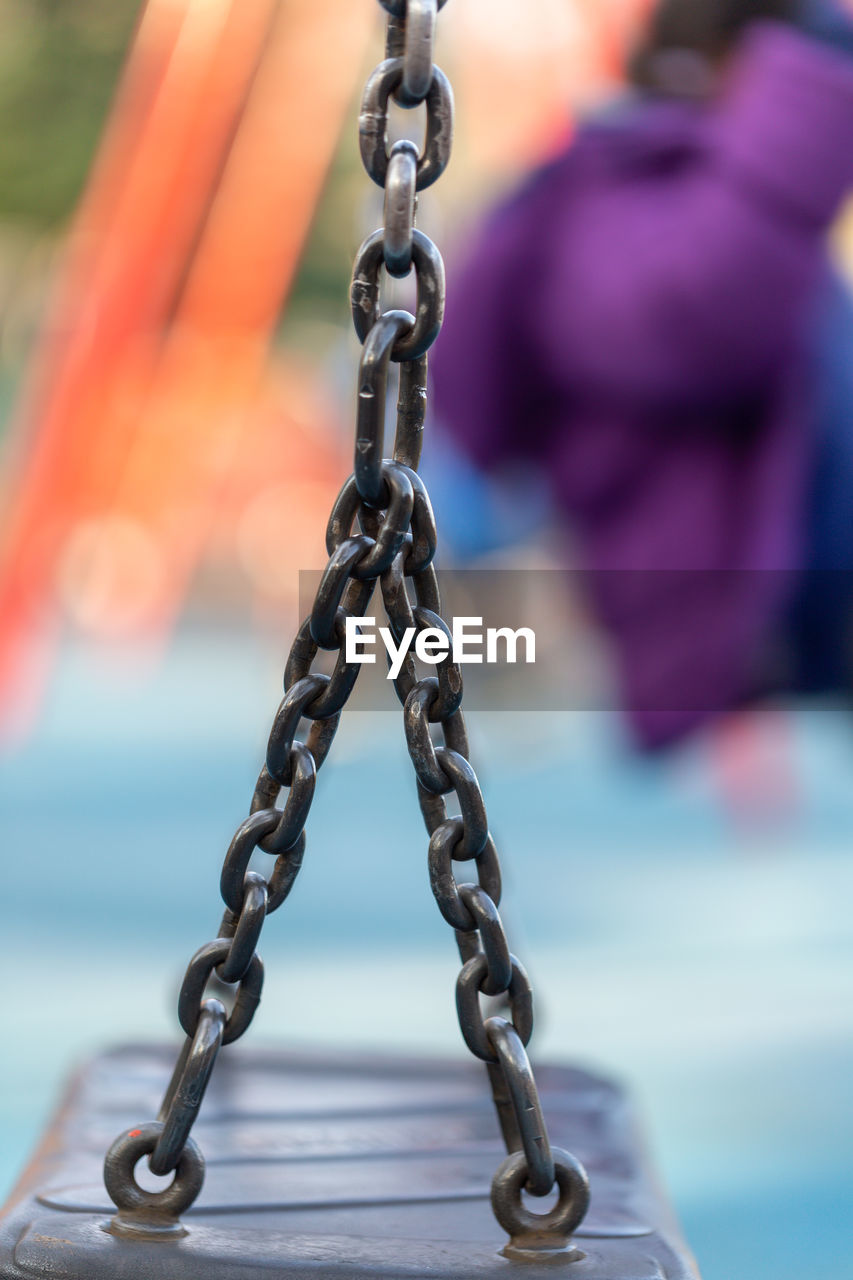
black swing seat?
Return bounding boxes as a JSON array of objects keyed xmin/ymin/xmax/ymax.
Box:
[{"xmin": 0, "ymin": 1044, "xmax": 699, "ymax": 1279}]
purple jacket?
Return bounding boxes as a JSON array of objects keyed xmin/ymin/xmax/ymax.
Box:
[{"xmin": 433, "ymin": 23, "xmax": 853, "ymax": 748}]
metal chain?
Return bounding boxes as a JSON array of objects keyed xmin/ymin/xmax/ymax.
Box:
[{"xmin": 103, "ymin": 0, "xmax": 589, "ymax": 1254}]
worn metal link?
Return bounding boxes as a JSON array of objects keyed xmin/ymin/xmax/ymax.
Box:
[
  {"xmin": 326, "ymin": 463, "xmax": 415, "ymax": 578},
  {"xmin": 402, "ymin": 472, "xmax": 438, "ymax": 573},
  {"xmin": 384, "ymin": 594, "xmax": 464, "ymax": 715},
  {"xmin": 217, "ymin": 872, "xmax": 268, "ymax": 984},
  {"xmin": 283, "ymin": 619, "xmax": 364, "ymax": 722},
  {"xmin": 486, "ymin": 1018, "xmax": 555, "ymax": 1196},
  {"xmin": 385, "ymin": 11, "xmax": 406, "ymax": 60},
  {"xmin": 177, "ymin": 940, "xmax": 264, "ymax": 1045},
  {"xmin": 150, "ymin": 1000, "xmax": 226, "ymax": 1176},
  {"xmin": 309, "ymin": 537, "xmax": 377, "ymax": 647},
  {"xmin": 351, "ymin": 228, "xmax": 445, "ymax": 361},
  {"xmin": 416, "ymin": 746, "xmax": 490, "ymax": 856},
  {"xmin": 354, "ymin": 311, "xmax": 414, "ymax": 504},
  {"xmin": 359, "ymin": 59, "xmax": 453, "ymax": 192},
  {"xmin": 396, "ymin": 0, "xmax": 438, "ymax": 105},
  {"xmin": 428, "ymin": 817, "xmax": 502, "ymax": 930},
  {"xmin": 393, "ymin": 353, "xmax": 428, "ymax": 469},
  {"xmin": 266, "ymin": 675, "xmax": 336, "ymax": 776},
  {"xmin": 379, "ymin": 0, "xmax": 448, "ymax": 15},
  {"xmin": 456, "ymin": 952, "xmax": 534, "ymax": 1062},
  {"xmin": 105, "ymin": 0, "xmax": 588, "ymax": 1250},
  {"xmin": 457, "ymin": 886, "xmax": 513, "ymax": 995},
  {"xmin": 402, "ymin": 678, "xmax": 469, "ymax": 791},
  {"xmin": 259, "ymin": 743, "xmax": 316, "ymax": 851},
  {"xmin": 384, "ymin": 142, "xmax": 419, "ymax": 275}
]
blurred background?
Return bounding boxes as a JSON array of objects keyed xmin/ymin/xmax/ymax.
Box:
[{"xmin": 1, "ymin": 2, "xmax": 851, "ymax": 1278}]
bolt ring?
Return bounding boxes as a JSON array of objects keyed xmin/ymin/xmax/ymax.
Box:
[
  {"xmin": 490, "ymin": 1147, "xmax": 590, "ymax": 1244},
  {"xmin": 104, "ymin": 1122, "xmax": 205, "ymax": 1219}
]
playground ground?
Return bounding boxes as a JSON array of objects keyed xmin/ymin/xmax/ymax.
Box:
[{"xmin": 2, "ymin": 627, "xmax": 851, "ymax": 1280}]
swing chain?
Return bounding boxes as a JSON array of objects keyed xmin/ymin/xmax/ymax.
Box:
[
  {"xmin": 103, "ymin": 0, "xmax": 589, "ymax": 1252},
  {"xmin": 379, "ymin": 485, "xmax": 591, "ymax": 1237},
  {"xmin": 370, "ymin": 0, "xmax": 589, "ymax": 1250}
]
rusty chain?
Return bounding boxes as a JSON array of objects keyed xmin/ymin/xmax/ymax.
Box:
[{"xmin": 103, "ymin": 0, "xmax": 589, "ymax": 1253}]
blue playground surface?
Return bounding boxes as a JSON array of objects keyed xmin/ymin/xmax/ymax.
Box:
[{"xmin": 2, "ymin": 630, "xmax": 852, "ymax": 1279}]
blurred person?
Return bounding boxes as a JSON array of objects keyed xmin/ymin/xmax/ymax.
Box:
[{"xmin": 433, "ymin": 0, "xmax": 853, "ymax": 750}]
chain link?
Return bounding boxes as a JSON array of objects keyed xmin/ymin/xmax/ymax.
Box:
[{"xmin": 103, "ymin": 0, "xmax": 588, "ymax": 1252}]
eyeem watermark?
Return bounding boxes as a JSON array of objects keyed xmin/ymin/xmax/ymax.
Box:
[{"xmin": 345, "ymin": 616, "xmax": 536, "ymax": 679}]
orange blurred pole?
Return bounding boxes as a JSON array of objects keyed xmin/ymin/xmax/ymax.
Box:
[
  {"xmin": 78, "ymin": 0, "xmax": 375, "ymax": 635},
  {"xmin": 61, "ymin": 0, "xmax": 281, "ymax": 512},
  {"xmin": 0, "ymin": 0, "xmax": 281, "ymax": 727},
  {"xmin": 0, "ymin": 0, "xmax": 191, "ymax": 729},
  {"xmin": 573, "ymin": 0, "xmax": 631, "ymax": 81}
]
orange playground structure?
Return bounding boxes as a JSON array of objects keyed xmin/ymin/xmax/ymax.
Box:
[{"xmin": 0, "ymin": 0, "xmax": 651, "ymax": 736}]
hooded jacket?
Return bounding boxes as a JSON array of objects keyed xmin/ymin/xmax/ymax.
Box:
[{"xmin": 433, "ymin": 23, "xmax": 853, "ymax": 747}]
